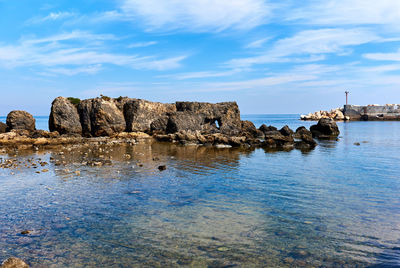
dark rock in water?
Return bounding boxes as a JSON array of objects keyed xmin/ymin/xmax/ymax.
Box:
[
  {"xmin": 6, "ymin": 111, "xmax": 35, "ymax": 131},
  {"xmin": 158, "ymin": 165, "xmax": 167, "ymax": 171},
  {"xmin": 0, "ymin": 257, "xmax": 29, "ymax": 268},
  {"xmin": 49, "ymin": 97, "xmax": 82, "ymax": 135},
  {"xmin": 310, "ymin": 118, "xmax": 340, "ymax": 138},
  {"xmin": 279, "ymin": 125, "xmax": 294, "ymax": 136},
  {"xmin": 124, "ymin": 99, "xmax": 176, "ymax": 133},
  {"xmin": 20, "ymin": 230, "xmax": 30, "ymax": 235},
  {"xmin": 354, "ymin": 142, "xmax": 361, "ymax": 146},
  {"xmin": 259, "ymin": 124, "xmax": 277, "ymax": 133},
  {"xmin": 263, "ymin": 130, "xmax": 294, "ymax": 148},
  {"xmin": 294, "ymin": 126, "xmax": 310, "ymax": 138},
  {"xmin": 0, "ymin": 122, "xmax": 6, "ymax": 133},
  {"xmin": 241, "ymin": 120, "xmax": 258, "ymax": 138},
  {"xmin": 78, "ymin": 98, "xmax": 125, "ymax": 137}
]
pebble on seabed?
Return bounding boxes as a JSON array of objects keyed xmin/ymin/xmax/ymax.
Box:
[{"xmin": 158, "ymin": 165, "xmax": 167, "ymax": 171}]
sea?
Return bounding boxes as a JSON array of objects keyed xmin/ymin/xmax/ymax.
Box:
[{"xmin": 0, "ymin": 114, "xmax": 400, "ymax": 267}]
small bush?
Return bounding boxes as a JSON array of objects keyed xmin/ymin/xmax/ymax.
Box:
[
  {"xmin": 100, "ymin": 95, "xmax": 111, "ymax": 101},
  {"xmin": 67, "ymin": 97, "xmax": 81, "ymax": 106}
]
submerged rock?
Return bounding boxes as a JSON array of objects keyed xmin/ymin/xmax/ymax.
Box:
[
  {"xmin": 0, "ymin": 257, "xmax": 29, "ymax": 268},
  {"xmin": 6, "ymin": 111, "xmax": 35, "ymax": 131},
  {"xmin": 49, "ymin": 97, "xmax": 82, "ymax": 135},
  {"xmin": 310, "ymin": 118, "xmax": 340, "ymax": 138}
]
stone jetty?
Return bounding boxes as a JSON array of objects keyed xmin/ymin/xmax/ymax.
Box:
[{"xmin": 0, "ymin": 96, "xmax": 341, "ymax": 151}]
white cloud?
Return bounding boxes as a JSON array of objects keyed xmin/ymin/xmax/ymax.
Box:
[
  {"xmin": 245, "ymin": 37, "xmax": 272, "ymax": 49},
  {"xmin": 127, "ymin": 41, "xmax": 158, "ymax": 48},
  {"xmin": 289, "ymin": 0, "xmax": 400, "ymax": 29},
  {"xmin": 29, "ymin": 11, "xmax": 76, "ymax": 23},
  {"xmin": 120, "ymin": 0, "xmax": 271, "ymax": 32},
  {"xmin": 364, "ymin": 49, "xmax": 400, "ymax": 61},
  {"xmin": 0, "ymin": 31, "xmax": 186, "ymax": 74},
  {"xmin": 228, "ymin": 28, "xmax": 380, "ymax": 68},
  {"xmin": 160, "ymin": 70, "xmax": 239, "ymax": 80}
]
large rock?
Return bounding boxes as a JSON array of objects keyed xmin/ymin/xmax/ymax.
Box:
[
  {"xmin": 6, "ymin": 111, "xmax": 35, "ymax": 131},
  {"xmin": 0, "ymin": 122, "xmax": 6, "ymax": 133},
  {"xmin": 294, "ymin": 126, "xmax": 317, "ymax": 149},
  {"xmin": 241, "ymin": 120, "xmax": 258, "ymax": 138},
  {"xmin": 310, "ymin": 118, "xmax": 340, "ymax": 138},
  {"xmin": 1, "ymin": 257, "xmax": 29, "ymax": 268},
  {"xmin": 49, "ymin": 97, "xmax": 82, "ymax": 134},
  {"xmin": 123, "ymin": 99, "xmax": 176, "ymax": 133},
  {"xmin": 78, "ymin": 98, "xmax": 125, "ymax": 137},
  {"xmin": 175, "ymin": 101, "xmax": 241, "ymax": 135},
  {"xmin": 166, "ymin": 112, "xmax": 204, "ymax": 134}
]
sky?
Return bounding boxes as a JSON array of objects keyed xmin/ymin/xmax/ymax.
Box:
[{"xmin": 0, "ymin": 0, "xmax": 400, "ymax": 115}]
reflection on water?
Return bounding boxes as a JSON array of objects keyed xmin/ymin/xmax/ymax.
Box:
[{"xmin": 1, "ymin": 115, "xmax": 400, "ymax": 267}]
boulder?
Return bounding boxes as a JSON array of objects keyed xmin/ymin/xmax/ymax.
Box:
[
  {"xmin": 279, "ymin": 125, "xmax": 294, "ymax": 136},
  {"xmin": 241, "ymin": 120, "xmax": 258, "ymax": 138},
  {"xmin": 78, "ymin": 98, "xmax": 125, "ymax": 137},
  {"xmin": 1, "ymin": 257, "xmax": 29, "ymax": 268},
  {"xmin": 263, "ymin": 130, "xmax": 294, "ymax": 148},
  {"xmin": 6, "ymin": 111, "xmax": 35, "ymax": 131},
  {"xmin": 310, "ymin": 118, "xmax": 340, "ymax": 138},
  {"xmin": 49, "ymin": 97, "xmax": 82, "ymax": 134},
  {"xmin": 124, "ymin": 99, "xmax": 176, "ymax": 133},
  {"xmin": 294, "ymin": 126, "xmax": 312, "ymax": 139},
  {"xmin": 259, "ymin": 124, "xmax": 277, "ymax": 133},
  {"xmin": 295, "ymin": 127, "xmax": 317, "ymax": 149},
  {"xmin": 0, "ymin": 122, "xmax": 6, "ymax": 133}
]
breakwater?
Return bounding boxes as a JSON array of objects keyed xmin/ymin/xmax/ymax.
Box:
[{"xmin": 344, "ymin": 104, "xmax": 400, "ymax": 120}]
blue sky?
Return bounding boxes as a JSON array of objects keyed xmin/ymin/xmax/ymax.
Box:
[{"xmin": 0, "ymin": 0, "xmax": 400, "ymax": 115}]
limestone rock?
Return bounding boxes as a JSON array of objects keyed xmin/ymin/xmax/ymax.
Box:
[
  {"xmin": 124, "ymin": 99, "xmax": 176, "ymax": 133},
  {"xmin": 78, "ymin": 98, "xmax": 125, "ymax": 137},
  {"xmin": 166, "ymin": 112, "xmax": 204, "ymax": 133},
  {"xmin": 175, "ymin": 101, "xmax": 241, "ymax": 135},
  {"xmin": 241, "ymin": 120, "xmax": 258, "ymax": 138},
  {"xmin": 1, "ymin": 257, "xmax": 29, "ymax": 268},
  {"xmin": 310, "ymin": 118, "xmax": 340, "ymax": 138},
  {"xmin": 49, "ymin": 97, "xmax": 82, "ymax": 134},
  {"xmin": 0, "ymin": 122, "xmax": 6, "ymax": 133},
  {"xmin": 6, "ymin": 111, "xmax": 35, "ymax": 131}
]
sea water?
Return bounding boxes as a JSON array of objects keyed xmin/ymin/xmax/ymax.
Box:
[{"xmin": 0, "ymin": 115, "xmax": 399, "ymax": 267}]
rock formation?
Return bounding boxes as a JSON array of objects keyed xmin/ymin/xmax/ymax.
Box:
[
  {"xmin": 49, "ymin": 97, "xmax": 82, "ymax": 134},
  {"xmin": 6, "ymin": 111, "xmax": 35, "ymax": 131},
  {"xmin": 310, "ymin": 118, "xmax": 340, "ymax": 138},
  {"xmin": 78, "ymin": 98, "xmax": 125, "ymax": 137}
]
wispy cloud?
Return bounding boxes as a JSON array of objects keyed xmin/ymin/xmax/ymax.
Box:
[
  {"xmin": 159, "ymin": 69, "xmax": 239, "ymax": 80},
  {"xmin": 245, "ymin": 37, "xmax": 272, "ymax": 49},
  {"xmin": 28, "ymin": 11, "xmax": 76, "ymax": 24},
  {"xmin": 127, "ymin": 41, "xmax": 158, "ymax": 48},
  {"xmin": 288, "ymin": 0, "xmax": 400, "ymax": 29},
  {"xmin": 120, "ymin": 0, "xmax": 272, "ymax": 32},
  {"xmin": 363, "ymin": 48, "xmax": 400, "ymax": 61},
  {"xmin": 228, "ymin": 28, "xmax": 380, "ymax": 68},
  {"xmin": 0, "ymin": 31, "xmax": 186, "ymax": 74}
]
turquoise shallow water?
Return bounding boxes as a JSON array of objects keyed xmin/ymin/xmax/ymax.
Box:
[{"xmin": 1, "ymin": 115, "xmax": 400, "ymax": 267}]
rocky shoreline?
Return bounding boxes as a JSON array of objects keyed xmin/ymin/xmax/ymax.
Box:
[
  {"xmin": 300, "ymin": 107, "xmax": 349, "ymax": 121},
  {"xmin": 0, "ymin": 97, "xmax": 341, "ymax": 154}
]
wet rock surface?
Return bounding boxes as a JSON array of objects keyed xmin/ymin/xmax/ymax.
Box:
[{"xmin": 6, "ymin": 111, "xmax": 35, "ymax": 132}]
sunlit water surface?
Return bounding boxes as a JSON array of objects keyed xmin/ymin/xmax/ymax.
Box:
[{"xmin": 0, "ymin": 115, "xmax": 400, "ymax": 267}]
